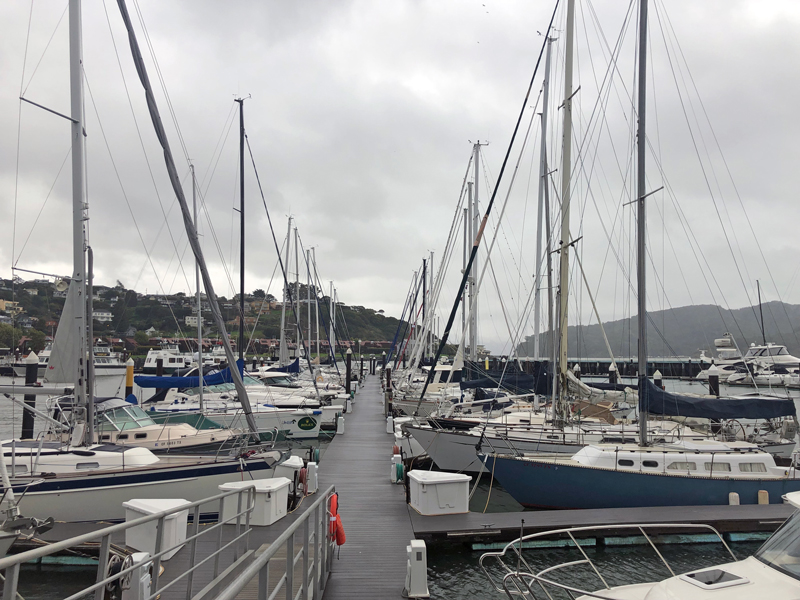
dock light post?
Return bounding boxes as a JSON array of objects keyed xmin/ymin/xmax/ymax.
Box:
[
  {"xmin": 346, "ymin": 348, "xmax": 352, "ymax": 396},
  {"xmin": 382, "ymin": 351, "xmax": 387, "ymax": 370},
  {"xmin": 653, "ymin": 369, "xmax": 663, "ymax": 390},
  {"xmin": 125, "ymin": 358, "xmax": 135, "ymax": 398},
  {"xmin": 708, "ymin": 364, "xmax": 720, "ymax": 397},
  {"xmin": 21, "ymin": 351, "xmax": 38, "ymax": 439}
]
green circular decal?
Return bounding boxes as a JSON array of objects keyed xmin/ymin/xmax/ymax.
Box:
[{"xmin": 297, "ymin": 416, "xmax": 318, "ymax": 431}]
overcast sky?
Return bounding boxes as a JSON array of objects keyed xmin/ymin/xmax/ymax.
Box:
[{"xmin": 2, "ymin": 0, "xmax": 800, "ymax": 354}]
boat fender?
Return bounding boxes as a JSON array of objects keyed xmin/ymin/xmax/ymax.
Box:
[
  {"xmin": 298, "ymin": 467, "xmax": 307, "ymax": 491},
  {"xmin": 392, "ymin": 444, "xmax": 401, "ymax": 455}
]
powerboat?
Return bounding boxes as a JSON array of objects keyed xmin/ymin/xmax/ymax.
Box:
[{"xmin": 481, "ymin": 489, "xmax": 800, "ymax": 599}]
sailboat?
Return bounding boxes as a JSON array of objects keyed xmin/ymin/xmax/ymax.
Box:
[
  {"xmin": 1, "ymin": 0, "xmax": 288, "ymax": 522},
  {"xmin": 483, "ymin": 0, "xmax": 800, "ymax": 509}
]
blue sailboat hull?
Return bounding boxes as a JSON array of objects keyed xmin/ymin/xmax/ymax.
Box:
[{"xmin": 488, "ymin": 455, "xmax": 800, "ymax": 509}]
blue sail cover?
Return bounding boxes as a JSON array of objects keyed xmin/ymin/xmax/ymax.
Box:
[
  {"xmin": 460, "ymin": 372, "xmax": 536, "ymax": 394},
  {"xmin": 267, "ymin": 358, "xmax": 300, "ymax": 374},
  {"xmin": 642, "ymin": 379, "xmax": 796, "ymax": 420},
  {"xmin": 134, "ymin": 360, "xmax": 245, "ymax": 389}
]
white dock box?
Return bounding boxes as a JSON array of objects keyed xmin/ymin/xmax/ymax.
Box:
[
  {"xmin": 273, "ymin": 455, "xmax": 305, "ymax": 491},
  {"xmin": 123, "ymin": 498, "xmax": 190, "ymax": 560},
  {"xmin": 218, "ymin": 477, "xmax": 292, "ymax": 526},
  {"xmin": 408, "ymin": 470, "xmax": 471, "ymax": 516}
]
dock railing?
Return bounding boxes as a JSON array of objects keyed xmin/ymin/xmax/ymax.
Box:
[
  {"xmin": 479, "ymin": 523, "xmax": 738, "ymax": 599},
  {"xmin": 0, "ymin": 483, "xmax": 338, "ymax": 600},
  {"xmin": 215, "ymin": 484, "xmax": 336, "ymax": 600},
  {"xmin": 0, "ymin": 485, "xmax": 258, "ymax": 600}
]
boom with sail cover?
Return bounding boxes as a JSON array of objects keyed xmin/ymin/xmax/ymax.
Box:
[
  {"xmin": 135, "ymin": 360, "xmax": 245, "ymax": 389},
  {"xmin": 644, "ymin": 380, "xmax": 796, "ymax": 420}
]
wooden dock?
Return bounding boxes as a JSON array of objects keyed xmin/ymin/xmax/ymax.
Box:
[
  {"xmin": 410, "ymin": 503, "xmax": 793, "ymax": 546},
  {"xmin": 317, "ymin": 375, "xmax": 414, "ymax": 600}
]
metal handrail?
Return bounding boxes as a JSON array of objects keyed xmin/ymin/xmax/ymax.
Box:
[
  {"xmin": 0, "ymin": 485, "xmax": 258, "ymax": 600},
  {"xmin": 215, "ymin": 484, "xmax": 336, "ymax": 600},
  {"xmin": 480, "ymin": 522, "xmax": 737, "ymax": 599}
]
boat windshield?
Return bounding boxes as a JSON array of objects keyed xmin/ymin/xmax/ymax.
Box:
[
  {"xmin": 755, "ymin": 510, "xmax": 800, "ymax": 580},
  {"xmin": 769, "ymin": 346, "xmax": 789, "ymax": 356},
  {"xmin": 263, "ymin": 375, "xmax": 295, "ymax": 385},
  {"xmin": 98, "ymin": 405, "xmax": 157, "ymax": 432}
]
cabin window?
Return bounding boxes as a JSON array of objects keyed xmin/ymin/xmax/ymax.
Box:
[
  {"xmin": 118, "ymin": 434, "xmax": 129, "ymax": 440},
  {"xmin": 134, "ymin": 433, "xmax": 147, "ymax": 439},
  {"xmin": 617, "ymin": 459, "xmax": 634, "ymax": 467},
  {"xmin": 642, "ymin": 460, "xmax": 659, "ymax": 468},
  {"xmin": 704, "ymin": 462, "xmax": 731, "ymax": 472},
  {"xmin": 76, "ymin": 462, "xmax": 100, "ymax": 470},
  {"xmin": 6, "ymin": 464, "xmax": 27, "ymax": 474},
  {"xmin": 101, "ymin": 435, "xmax": 111, "ymax": 441},
  {"xmin": 667, "ymin": 461, "xmax": 696, "ymax": 470},
  {"xmin": 739, "ymin": 462, "xmax": 767, "ymax": 473}
]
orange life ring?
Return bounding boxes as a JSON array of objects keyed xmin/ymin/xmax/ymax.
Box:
[{"xmin": 334, "ymin": 513, "xmax": 346, "ymax": 546}]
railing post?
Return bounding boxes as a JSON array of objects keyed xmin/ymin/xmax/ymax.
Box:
[
  {"xmin": 313, "ymin": 504, "xmax": 321, "ymax": 600},
  {"xmin": 94, "ymin": 534, "xmax": 112, "ymax": 600},
  {"xmin": 186, "ymin": 505, "xmax": 201, "ymax": 600},
  {"xmin": 302, "ymin": 516, "xmax": 309, "ymax": 600},
  {"xmin": 245, "ymin": 488, "xmax": 252, "ymax": 553},
  {"xmin": 151, "ymin": 516, "xmax": 165, "ymax": 593},
  {"xmin": 286, "ymin": 533, "xmax": 294, "ymax": 600},
  {"xmin": 234, "ymin": 490, "xmax": 243, "ymax": 562},
  {"xmin": 257, "ymin": 561, "xmax": 269, "ymax": 600},
  {"xmin": 2, "ymin": 563, "xmax": 19, "ymax": 600},
  {"xmin": 215, "ymin": 497, "xmax": 224, "ymax": 578}
]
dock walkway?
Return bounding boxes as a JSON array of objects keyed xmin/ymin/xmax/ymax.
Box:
[{"xmin": 318, "ymin": 375, "xmax": 414, "ymax": 600}]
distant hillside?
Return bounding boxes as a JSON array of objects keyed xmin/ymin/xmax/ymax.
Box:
[
  {"xmin": 516, "ymin": 301, "xmax": 800, "ymax": 359},
  {"xmin": 0, "ymin": 278, "xmax": 406, "ymax": 349}
]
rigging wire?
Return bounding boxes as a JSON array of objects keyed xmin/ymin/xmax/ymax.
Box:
[{"xmin": 83, "ymin": 71, "xmax": 189, "ymax": 341}]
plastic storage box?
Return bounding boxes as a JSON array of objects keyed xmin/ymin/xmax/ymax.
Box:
[
  {"xmin": 218, "ymin": 477, "xmax": 292, "ymax": 526},
  {"xmin": 408, "ymin": 470, "xmax": 471, "ymax": 515},
  {"xmin": 123, "ymin": 498, "xmax": 190, "ymax": 560}
]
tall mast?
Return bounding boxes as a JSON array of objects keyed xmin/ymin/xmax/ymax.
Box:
[
  {"xmin": 637, "ymin": 0, "xmax": 650, "ymax": 446},
  {"xmin": 69, "ymin": 0, "xmax": 88, "ymax": 415},
  {"xmin": 235, "ymin": 97, "xmax": 246, "ymax": 361},
  {"xmin": 469, "ymin": 144, "xmax": 481, "ymax": 361},
  {"xmin": 329, "ymin": 282, "xmax": 335, "ymax": 361},
  {"xmin": 757, "ymin": 280, "xmax": 766, "ymax": 345},
  {"xmin": 429, "ymin": 250, "xmax": 434, "ymax": 358},
  {"xmin": 313, "ymin": 248, "xmax": 319, "ymax": 358},
  {"xmin": 307, "ymin": 249, "xmax": 312, "ymax": 361},
  {"xmin": 533, "ymin": 37, "xmax": 554, "ymax": 361},
  {"xmin": 295, "ymin": 226, "xmax": 300, "ymax": 358},
  {"xmin": 117, "ymin": 0, "xmax": 258, "ymax": 433},
  {"xmin": 278, "ymin": 218, "xmax": 290, "ymax": 365},
  {"xmin": 557, "ymin": 0, "xmax": 576, "ymax": 418},
  {"xmin": 192, "ymin": 163, "xmax": 203, "ymax": 411},
  {"xmin": 461, "ymin": 206, "xmax": 468, "ymax": 344},
  {"xmin": 422, "ymin": 259, "xmax": 427, "ymax": 362}
]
